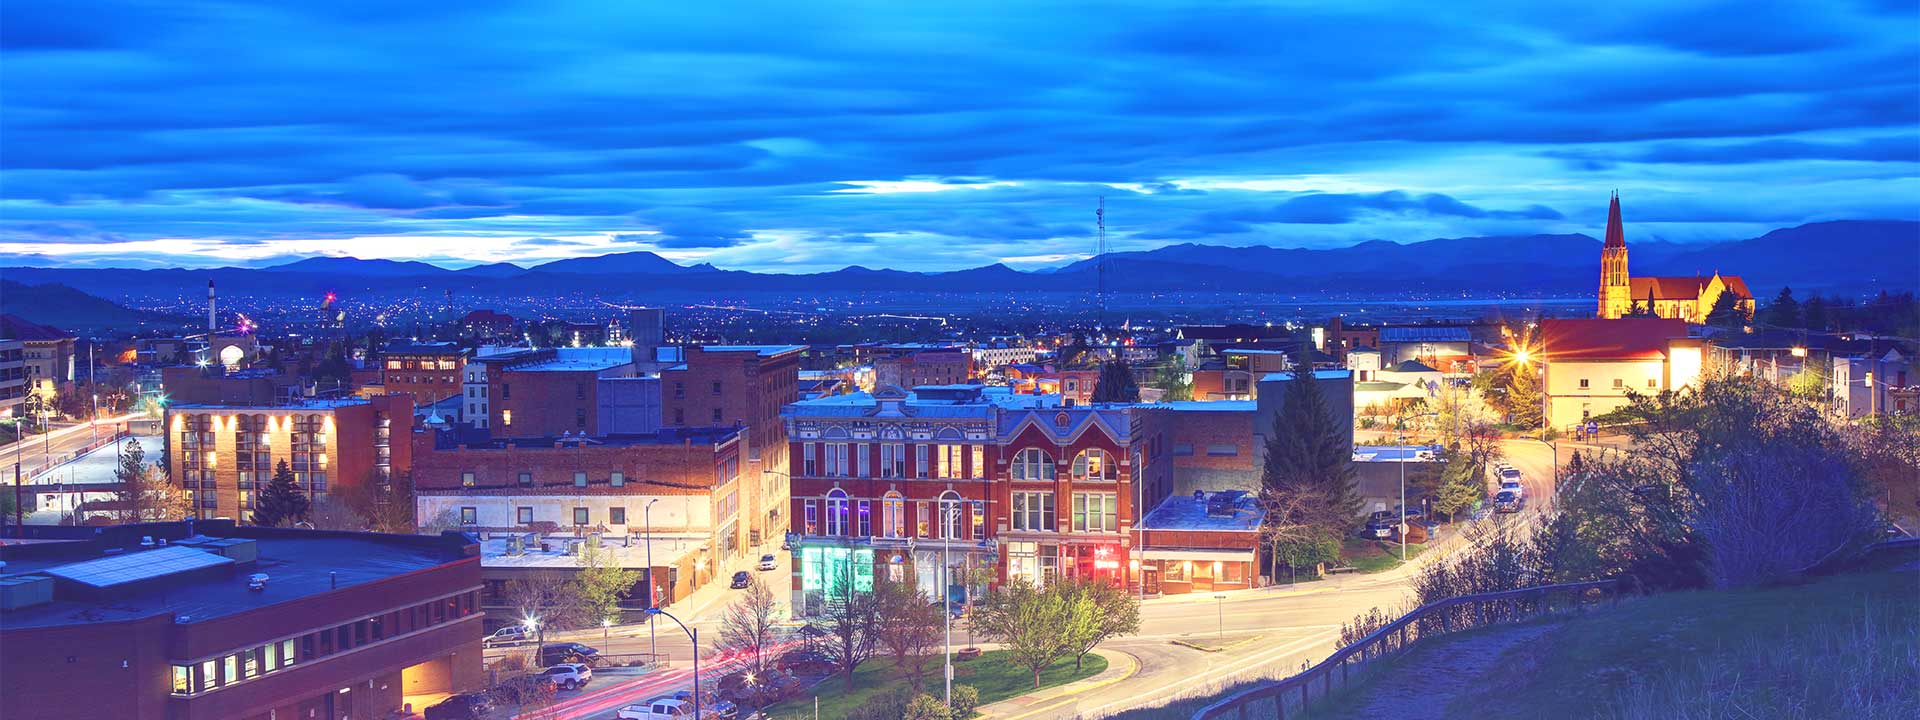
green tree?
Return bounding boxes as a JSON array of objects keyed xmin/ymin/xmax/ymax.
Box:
[
  {"xmin": 1055, "ymin": 576, "xmax": 1140, "ymax": 670},
  {"xmin": 252, "ymin": 459, "xmax": 310, "ymax": 527},
  {"xmin": 1150, "ymin": 356, "xmax": 1193, "ymax": 401},
  {"xmin": 973, "ymin": 579, "xmax": 1073, "ymax": 688},
  {"xmin": 872, "ymin": 577, "xmax": 942, "ymax": 690},
  {"xmin": 1705, "ymin": 290, "xmax": 1750, "ymax": 330},
  {"xmin": 572, "ymin": 540, "xmax": 640, "ymax": 627},
  {"xmin": 1507, "ymin": 361, "xmax": 1543, "ymax": 430},
  {"xmin": 1, "ymin": 484, "xmax": 31, "ymax": 528},
  {"xmin": 1802, "ymin": 295, "xmax": 1829, "ymax": 330},
  {"xmin": 1431, "ymin": 449, "xmax": 1486, "ymax": 522},
  {"xmin": 1091, "ymin": 359, "xmax": 1140, "ymax": 403},
  {"xmin": 1261, "ymin": 342, "xmax": 1361, "ymax": 537},
  {"xmin": 1762, "ymin": 287, "xmax": 1802, "ymax": 328}
]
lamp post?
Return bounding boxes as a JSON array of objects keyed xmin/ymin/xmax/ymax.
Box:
[
  {"xmin": 1213, "ymin": 594, "xmax": 1226, "ymax": 639},
  {"xmin": 603, "ymin": 617, "xmax": 613, "ymax": 648},
  {"xmin": 646, "ymin": 607, "xmax": 702, "ymax": 719},
  {"xmin": 645, "ymin": 497, "xmax": 661, "ymax": 664},
  {"xmin": 943, "ymin": 503, "xmax": 958, "ymax": 711}
]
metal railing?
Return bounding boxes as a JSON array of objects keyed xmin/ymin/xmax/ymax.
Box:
[{"xmin": 1193, "ymin": 579, "xmax": 1620, "ymax": 720}]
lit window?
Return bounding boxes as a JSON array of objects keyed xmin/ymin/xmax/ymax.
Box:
[
  {"xmin": 461, "ymin": 472, "xmax": 475, "ymax": 487},
  {"xmin": 172, "ymin": 666, "xmax": 191, "ymax": 695},
  {"xmin": 501, "ymin": 410, "xmax": 512, "ymax": 426}
]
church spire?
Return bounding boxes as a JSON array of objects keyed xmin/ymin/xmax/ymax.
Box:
[{"xmin": 1603, "ymin": 190, "xmax": 1625, "ymax": 249}]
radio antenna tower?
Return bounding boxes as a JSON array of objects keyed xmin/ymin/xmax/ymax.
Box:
[{"xmin": 1095, "ymin": 196, "xmax": 1107, "ymax": 332}]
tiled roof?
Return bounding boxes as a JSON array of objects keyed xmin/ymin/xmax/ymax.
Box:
[{"xmin": 0, "ymin": 314, "xmax": 73, "ymax": 342}]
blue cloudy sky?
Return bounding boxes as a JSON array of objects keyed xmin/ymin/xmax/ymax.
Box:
[{"xmin": 2, "ymin": 1, "xmax": 1916, "ymax": 272}]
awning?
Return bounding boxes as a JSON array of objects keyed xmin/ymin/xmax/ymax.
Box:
[{"xmin": 1140, "ymin": 548, "xmax": 1257, "ymax": 563}]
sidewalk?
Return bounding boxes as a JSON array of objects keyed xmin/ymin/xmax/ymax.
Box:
[{"xmin": 974, "ymin": 648, "xmax": 1138, "ymax": 720}]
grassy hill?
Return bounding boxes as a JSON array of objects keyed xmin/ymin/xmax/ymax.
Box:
[{"xmin": 0, "ymin": 280, "xmax": 189, "ymax": 334}]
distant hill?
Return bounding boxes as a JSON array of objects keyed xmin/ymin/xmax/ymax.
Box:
[
  {"xmin": 3, "ymin": 220, "xmax": 1913, "ymax": 301},
  {"xmin": 0, "ymin": 280, "xmax": 190, "ymax": 334}
]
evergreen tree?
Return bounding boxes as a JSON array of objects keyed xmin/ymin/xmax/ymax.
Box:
[
  {"xmin": 1260, "ymin": 343, "xmax": 1360, "ymax": 535},
  {"xmin": 1763, "ymin": 287, "xmax": 1801, "ymax": 328},
  {"xmin": 1705, "ymin": 291, "xmax": 1750, "ymax": 330},
  {"xmin": 1627, "ymin": 288, "xmax": 1656, "ymax": 317},
  {"xmin": 1508, "ymin": 360, "xmax": 1543, "ymax": 430},
  {"xmin": 1090, "ymin": 359, "xmax": 1140, "ymax": 403},
  {"xmin": 253, "ymin": 459, "xmax": 310, "ymax": 527},
  {"xmin": 1802, "ymin": 295, "xmax": 1828, "ymax": 330}
]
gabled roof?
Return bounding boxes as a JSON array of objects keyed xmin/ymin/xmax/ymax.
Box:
[
  {"xmin": 1629, "ymin": 274, "xmax": 1753, "ymax": 301},
  {"xmin": 1389, "ymin": 359, "xmax": 1439, "ymax": 373},
  {"xmin": 1538, "ymin": 318, "xmax": 1688, "ymax": 361}
]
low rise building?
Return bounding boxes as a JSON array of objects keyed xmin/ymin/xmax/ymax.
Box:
[
  {"xmin": 380, "ymin": 342, "xmax": 468, "ymax": 410},
  {"xmin": 0, "ymin": 337, "xmax": 25, "ymax": 419},
  {"xmin": 1, "ymin": 314, "xmax": 76, "ymax": 399},
  {"xmin": 1537, "ymin": 318, "xmax": 1701, "ymax": 430},
  {"xmin": 0, "ymin": 520, "xmax": 483, "ymax": 720},
  {"xmin": 1136, "ymin": 490, "xmax": 1262, "ymax": 595}
]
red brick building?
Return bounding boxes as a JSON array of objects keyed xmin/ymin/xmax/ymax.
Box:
[
  {"xmin": 874, "ymin": 348, "xmax": 972, "ymax": 390},
  {"xmin": 166, "ymin": 395, "xmax": 415, "ymax": 521},
  {"xmin": 489, "ymin": 348, "xmax": 636, "ymax": 439},
  {"xmin": 781, "ymin": 385, "xmax": 1174, "ymax": 614},
  {"xmin": 663, "ymin": 345, "xmax": 803, "ymax": 547},
  {"xmin": 380, "ymin": 342, "xmax": 468, "ymax": 407},
  {"xmin": 0, "ymin": 520, "xmax": 483, "ymax": 720}
]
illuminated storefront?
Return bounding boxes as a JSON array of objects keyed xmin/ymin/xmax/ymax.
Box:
[{"xmin": 797, "ymin": 545, "xmax": 873, "ymax": 615}]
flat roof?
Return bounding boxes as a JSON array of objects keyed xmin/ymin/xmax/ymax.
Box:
[
  {"xmin": 1352, "ymin": 444, "xmax": 1444, "ymax": 462},
  {"xmin": 1139, "ymin": 491, "xmax": 1262, "ymax": 532},
  {"xmin": 0, "ymin": 527, "xmax": 466, "ymax": 629},
  {"xmin": 1259, "ymin": 370, "xmax": 1353, "ymax": 382},
  {"xmin": 479, "ymin": 533, "xmax": 706, "ymax": 569},
  {"xmin": 1163, "ymin": 400, "xmax": 1257, "ymax": 412},
  {"xmin": 435, "ymin": 426, "xmax": 740, "ymax": 450},
  {"xmin": 702, "ymin": 344, "xmax": 807, "ymax": 357},
  {"xmin": 172, "ymin": 397, "xmax": 372, "ymax": 410}
]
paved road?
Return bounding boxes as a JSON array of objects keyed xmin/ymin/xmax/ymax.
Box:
[{"xmin": 488, "ymin": 436, "xmax": 1570, "ymax": 720}]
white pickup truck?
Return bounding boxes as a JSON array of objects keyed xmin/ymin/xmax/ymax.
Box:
[{"xmin": 619, "ymin": 698, "xmax": 694, "ymax": 719}]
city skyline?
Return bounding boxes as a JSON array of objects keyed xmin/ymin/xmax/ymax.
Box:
[{"xmin": 3, "ymin": 1, "xmax": 1917, "ymax": 273}]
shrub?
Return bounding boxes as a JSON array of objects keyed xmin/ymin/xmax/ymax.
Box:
[
  {"xmin": 904, "ymin": 693, "xmax": 950, "ymax": 720},
  {"xmin": 951, "ymin": 685, "xmax": 980, "ymax": 718},
  {"xmin": 846, "ymin": 687, "xmax": 914, "ymax": 720}
]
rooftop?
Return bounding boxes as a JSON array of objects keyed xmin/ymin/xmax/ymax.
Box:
[
  {"xmin": 0, "ymin": 521, "xmax": 470, "ymax": 630},
  {"xmin": 433, "ymin": 425, "xmax": 741, "ymax": 450},
  {"xmin": 1163, "ymin": 400, "xmax": 1257, "ymax": 412},
  {"xmin": 383, "ymin": 340, "xmax": 466, "ymax": 356},
  {"xmin": 1139, "ymin": 490, "xmax": 1262, "ymax": 533},
  {"xmin": 1538, "ymin": 318, "xmax": 1690, "ymax": 361},
  {"xmin": 513, "ymin": 347, "xmax": 634, "ymax": 372},
  {"xmin": 172, "ymin": 397, "xmax": 375, "ymax": 410},
  {"xmin": 0, "ymin": 314, "xmax": 74, "ymax": 342},
  {"xmin": 479, "ymin": 532, "xmax": 706, "ymax": 569},
  {"xmin": 1259, "ymin": 370, "xmax": 1354, "ymax": 382},
  {"xmin": 700, "ymin": 344, "xmax": 807, "ymax": 358},
  {"xmin": 1352, "ymin": 444, "xmax": 1445, "ymax": 463},
  {"xmin": 1379, "ymin": 327, "xmax": 1473, "ymax": 343}
]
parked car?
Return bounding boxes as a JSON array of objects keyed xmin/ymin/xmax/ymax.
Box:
[
  {"xmin": 730, "ymin": 570, "xmax": 752, "ymax": 589},
  {"xmin": 483, "ymin": 625, "xmax": 529, "ymax": 648},
  {"xmin": 757, "ymin": 554, "xmax": 779, "ymax": 571},
  {"xmin": 1494, "ymin": 490, "xmax": 1523, "ymax": 513},
  {"xmin": 1364, "ymin": 512, "xmax": 1396, "ymax": 539},
  {"xmin": 710, "ymin": 699, "xmax": 741, "ymax": 719},
  {"xmin": 932, "ymin": 600, "xmax": 966, "ymax": 619},
  {"xmin": 776, "ymin": 647, "xmax": 834, "ymax": 674},
  {"xmin": 538, "ymin": 642, "xmax": 600, "ymax": 666},
  {"xmin": 1500, "ymin": 478, "xmax": 1525, "ymax": 498},
  {"xmin": 538, "ymin": 662, "xmax": 594, "ymax": 690},
  {"xmin": 424, "ymin": 692, "xmax": 492, "ymax": 720},
  {"xmin": 619, "ymin": 698, "xmax": 694, "ymax": 719}
]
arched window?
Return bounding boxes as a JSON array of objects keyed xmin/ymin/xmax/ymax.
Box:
[
  {"xmin": 1011, "ymin": 448, "xmax": 1055, "ymax": 482},
  {"xmin": 881, "ymin": 491, "xmax": 905, "ymax": 538},
  {"xmin": 825, "ymin": 488, "xmax": 849, "ymax": 536},
  {"xmin": 938, "ymin": 490, "xmax": 964, "ymax": 539},
  {"xmin": 1072, "ymin": 449, "xmax": 1114, "ymax": 482}
]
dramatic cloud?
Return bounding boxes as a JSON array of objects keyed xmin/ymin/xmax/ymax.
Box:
[{"xmin": 1, "ymin": 0, "xmax": 1916, "ymax": 271}]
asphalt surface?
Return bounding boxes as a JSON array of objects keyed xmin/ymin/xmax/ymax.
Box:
[{"xmin": 479, "ymin": 436, "xmax": 1570, "ymax": 720}]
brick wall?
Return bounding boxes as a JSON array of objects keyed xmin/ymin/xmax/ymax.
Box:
[
  {"xmin": 1168, "ymin": 407, "xmax": 1257, "ymax": 497},
  {"xmin": 491, "ymin": 367, "xmax": 601, "ymax": 439}
]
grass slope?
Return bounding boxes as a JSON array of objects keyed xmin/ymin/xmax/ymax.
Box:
[
  {"xmin": 1326, "ymin": 556, "xmax": 1919, "ymax": 719},
  {"xmin": 764, "ymin": 650, "xmax": 1106, "ymax": 719}
]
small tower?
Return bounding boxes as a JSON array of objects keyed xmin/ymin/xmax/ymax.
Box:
[{"xmin": 1597, "ymin": 192, "xmax": 1632, "ymax": 319}]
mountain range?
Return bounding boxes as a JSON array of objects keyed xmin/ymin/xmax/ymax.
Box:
[{"xmin": 3, "ymin": 220, "xmax": 1914, "ymax": 306}]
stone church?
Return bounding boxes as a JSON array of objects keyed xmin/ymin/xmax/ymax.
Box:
[{"xmin": 1596, "ymin": 193, "xmax": 1755, "ymax": 322}]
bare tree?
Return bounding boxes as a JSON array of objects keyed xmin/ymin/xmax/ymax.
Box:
[
  {"xmin": 871, "ymin": 577, "xmax": 942, "ymax": 690},
  {"xmin": 504, "ymin": 579, "xmax": 585, "ymax": 666},
  {"xmin": 805, "ymin": 567, "xmax": 881, "ymax": 691},
  {"xmin": 306, "ymin": 494, "xmax": 369, "ymax": 531},
  {"xmin": 718, "ymin": 576, "xmax": 784, "ymax": 679}
]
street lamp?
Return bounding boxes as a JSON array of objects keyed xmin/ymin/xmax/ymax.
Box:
[
  {"xmin": 1213, "ymin": 594, "xmax": 1226, "ymax": 640},
  {"xmin": 603, "ymin": 617, "xmax": 613, "ymax": 648},
  {"xmin": 646, "ymin": 607, "xmax": 703, "ymax": 719},
  {"xmin": 645, "ymin": 497, "xmax": 661, "ymax": 664}
]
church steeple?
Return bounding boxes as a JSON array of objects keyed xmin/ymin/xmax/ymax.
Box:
[
  {"xmin": 1598, "ymin": 191, "xmax": 1632, "ymax": 318},
  {"xmin": 1603, "ymin": 190, "xmax": 1625, "ymax": 249}
]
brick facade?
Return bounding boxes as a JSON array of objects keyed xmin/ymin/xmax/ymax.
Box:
[{"xmin": 166, "ymin": 395, "xmax": 414, "ymax": 521}]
